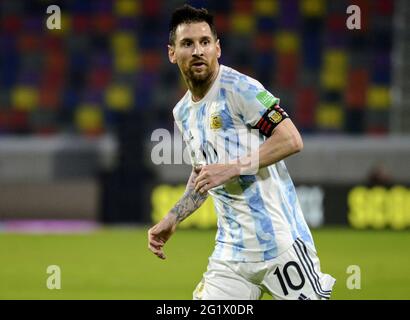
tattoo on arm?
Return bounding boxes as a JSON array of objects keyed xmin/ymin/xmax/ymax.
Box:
[
  {"xmin": 169, "ymin": 170, "xmax": 208, "ymax": 223},
  {"xmin": 170, "ymin": 188, "xmax": 208, "ymax": 223}
]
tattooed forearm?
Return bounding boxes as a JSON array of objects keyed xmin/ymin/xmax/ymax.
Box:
[{"xmin": 169, "ymin": 187, "xmax": 208, "ymax": 223}]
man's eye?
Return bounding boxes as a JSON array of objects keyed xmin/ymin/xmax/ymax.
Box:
[
  {"xmin": 183, "ymin": 42, "xmax": 192, "ymax": 47},
  {"xmin": 202, "ymin": 40, "xmax": 209, "ymax": 45}
]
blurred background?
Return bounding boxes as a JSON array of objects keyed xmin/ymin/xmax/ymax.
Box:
[{"xmin": 0, "ymin": 0, "xmax": 409, "ymax": 299}]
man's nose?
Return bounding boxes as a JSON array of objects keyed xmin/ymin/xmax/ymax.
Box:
[{"xmin": 192, "ymin": 43, "xmax": 204, "ymax": 56}]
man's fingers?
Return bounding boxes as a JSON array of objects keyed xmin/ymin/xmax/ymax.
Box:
[
  {"xmin": 152, "ymin": 247, "xmax": 166, "ymax": 259},
  {"xmin": 148, "ymin": 244, "xmax": 166, "ymax": 259},
  {"xmin": 149, "ymin": 242, "xmax": 162, "ymax": 251},
  {"xmin": 195, "ymin": 178, "xmax": 208, "ymax": 192},
  {"xmin": 194, "ymin": 175, "xmax": 203, "ymax": 189},
  {"xmin": 149, "ymin": 237, "xmax": 164, "ymax": 247}
]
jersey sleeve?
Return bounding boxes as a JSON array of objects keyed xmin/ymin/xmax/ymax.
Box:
[{"xmin": 232, "ymin": 77, "xmax": 289, "ymax": 137}]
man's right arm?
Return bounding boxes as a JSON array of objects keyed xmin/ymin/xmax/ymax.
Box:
[{"xmin": 147, "ymin": 168, "xmax": 208, "ymax": 259}]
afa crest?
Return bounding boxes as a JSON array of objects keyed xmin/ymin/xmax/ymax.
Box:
[
  {"xmin": 268, "ymin": 110, "xmax": 282, "ymax": 124},
  {"xmin": 210, "ymin": 113, "xmax": 223, "ymax": 130}
]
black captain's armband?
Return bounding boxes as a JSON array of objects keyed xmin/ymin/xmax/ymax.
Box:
[{"xmin": 253, "ymin": 104, "xmax": 289, "ymax": 137}]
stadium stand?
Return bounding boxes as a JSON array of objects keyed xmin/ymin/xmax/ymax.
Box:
[{"xmin": 0, "ymin": 0, "xmax": 396, "ymax": 136}]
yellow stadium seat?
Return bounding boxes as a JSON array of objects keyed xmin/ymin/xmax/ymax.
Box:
[
  {"xmin": 367, "ymin": 86, "xmax": 391, "ymax": 109},
  {"xmin": 105, "ymin": 85, "xmax": 133, "ymax": 111},
  {"xmin": 276, "ymin": 31, "xmax": 300, "ymax": 53},
  {"xmin": 316, "ymin": 103, "xmax": 344, "ymax": 129},
  {"xmin": 115, "ymin": 0, "xmax": 140, "ymax": 16},
  {"xmin": 12, "ymin": 86, "xmax": 38, "ymax": 111},
  {"xmin": 75, "ymin": 104, "xmax": 103, "ymax": 133},
  {"xmin": 320, "ymin": 69, "xmax": 347, "ymax": 90},
  {"xmin": 323, "ymin": 50, "xmax": 347, "ymax": 69},
  {"xmin": 231, "ymin": 14, "xmax": 255, "ymax": 34},
  {"xmin": 254, "ymin": 0, "xmax": 279, "ymax": 16},
  {"xmin": 114, "ymin": 51, "xmax": 140, "ymax": 73},
  {"xmin": 300, "ymin": 0, "xmax": 326, "ymax": 17},
  {"xmin": 321, "ymin": 50, "xmax": 348, "ymax": 90},
  {"xmin": 112, "ymin": 32, "xmax": 136, "ymax": 52}
]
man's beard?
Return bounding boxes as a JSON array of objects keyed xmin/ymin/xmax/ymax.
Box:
[{"xmin": 187, "ymin": 67, "xmax": 211, "ymax": 85}]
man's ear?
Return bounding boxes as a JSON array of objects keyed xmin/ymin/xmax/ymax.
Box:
[
  {"xmin": 216, "ymin": 39, "xmax": 221, "ymax": 59},
  {"xmin": 168, "ymin": 45, "xmax": 177, "ymax": 64}
]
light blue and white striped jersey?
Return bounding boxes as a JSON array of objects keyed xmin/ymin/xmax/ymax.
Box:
[{"xmin": 173, "ymin": 65, "xmax": 314, "ymax": 262}]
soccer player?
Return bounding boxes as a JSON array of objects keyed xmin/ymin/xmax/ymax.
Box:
[{"xmin": 148, "ymin": 5, "xmax": 335, "ymax": 300}]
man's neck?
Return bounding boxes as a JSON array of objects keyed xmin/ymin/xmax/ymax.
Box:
[{"xmin": 186, "ymin": 64, "xmax": 220, "ymax": 102}]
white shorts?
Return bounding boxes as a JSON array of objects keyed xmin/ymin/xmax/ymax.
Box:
[{"xmin": 193, "ymin": 238, "xmax": 336, "ymax": 300}]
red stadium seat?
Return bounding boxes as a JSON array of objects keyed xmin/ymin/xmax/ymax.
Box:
[
  {"xmin": 277, "ymin": 52, "xmax": 300, "ymax": 89},
  {"xmin": 345, "ymin": 69, "xmax": 369, "ymax": 109},
  {"xmin": 295, "ymin": 87, "xmax": 318, "ymax": 129}
]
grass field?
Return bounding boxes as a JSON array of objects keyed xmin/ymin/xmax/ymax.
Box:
[{"xmin": 0, "ymin": 227, "xmax": 409, "ymax": 300}]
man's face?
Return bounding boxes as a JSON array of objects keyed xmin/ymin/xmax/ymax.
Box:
[{"xmin": 168, "ymin": 22, "xmax": 221, "ymax": 84}]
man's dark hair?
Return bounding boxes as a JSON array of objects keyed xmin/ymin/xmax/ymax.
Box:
[{"xmin": 169, "ymin": 4, "xmax": 217, "ymax": 45}]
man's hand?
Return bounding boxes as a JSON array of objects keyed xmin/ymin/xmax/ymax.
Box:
[
  {"xmin": 194, "ymin": 163, "xmax": 240, "ymax": 194},
  {"xmin": 147, "ymin": 214, "xmax": 177, "ymax": 260}
]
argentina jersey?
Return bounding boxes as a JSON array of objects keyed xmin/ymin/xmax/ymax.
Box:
[{"xmin": 173, "ymin": 65, "xmax": 315, "ymax": 262}]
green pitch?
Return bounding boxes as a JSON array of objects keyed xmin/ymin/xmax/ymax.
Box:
[{"xmin": 0, "ymin": 227, "xmax": 409, "ymax": 299}]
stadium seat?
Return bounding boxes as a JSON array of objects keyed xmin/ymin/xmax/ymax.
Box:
[
  {"xmin": 12, "ymin": 86, "xmax": 38, "ymax": 111},
  {"xmin": 275, "ymin": 31, "xmax": 300, "ymax": 53},
  {"xmin": 320, "ymin": 50, "xmax": 348, "ymax": 90},
  {"xmin": 9, "ymin": 110, "xmax": 29, "ymax": 133},
  {"xmin": 2, "ymin": 16, "xmax": 22, "ymax": 34},
  {"xmin": 105, "ymin": 84, "xmax": 133, "ymax": 111},
  {"xmin": 295, "ymin": 87, "xmax": 317, "ymax": 130},
  {"xmin": 256, "ymin": 16, "xmax": 277, "ymax": 33},
  {"xmin": 367, "ymin": 86, "xmax": 391, "ymax": 109},
  {"xmin": 89, "ymin": 67, "xmax": 112, "ymax": 90},
  {"xmin": 75, "ymin": 103, "xmax": 104, "ymax": 135},
  {"xmin": 316, "ymin": 103, "xmax": 344, "ymax": 130},
  {"xmin": 254, "ymin": 0, "xmax": 278, "ymax": 16},
  {"xmin": 112, "ymin": 32, "xmax": 136, "ymax": 52},
  {"xmin": 279, "ymin": 0, "xmax": 299, "ymax": 29},
  {"xmin": 231, "ymin": 14, "xmax": 255, "ymax": 35},
  {"xmin": 301, "ymin": 30, "xmax": 321, "ymax": 69},
  {"xmin": 93, "ymin": 14, "xmax": 116, "ymax": 34},
  {"xmin": 39, "ymin": 85, "xmax": 60, "ymax": 110},
  {"xmin": 300, "ymin": 0, "xmax": 326, "ymax": 17},
  {"xmin": 346, "ymin": 69, "xmax": 369, "ymax": 109},
  {"xmin": 254, "ymin": 33, "xmax": 274, "ymax": 53},
  {"xmin": 142, "ymin": 0, "xmax": 160, "ymax": 17},
  {"xmin": 214, "ymin": 14, "xmax": 231, "ymax": 34},
  {"xmin": 115, "ymin": 0, "xmax": 139, "ymax": 17},
  {"xmin": 326, "ymin": 14, "xmax": 346, "ymax": 33},
  {"xmin": 277, "ymin": 52, "xmax": 299, "ymax": 88},
  {"xmin": 141, "ymin": 50, "xmax": 162, "ymax": 73},
  {"xmin": 371, "ymin": 51, "xmax": 391, "ymax": 84}
]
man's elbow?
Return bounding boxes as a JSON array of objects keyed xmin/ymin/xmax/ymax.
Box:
[{"xmin": 290, "ymin": 132, "xmax": 303, "ymax": 154}]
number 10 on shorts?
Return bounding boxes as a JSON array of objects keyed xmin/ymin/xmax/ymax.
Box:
[{"xmin": 273, "ymin": 261, "xmax": 305, "ymax": 296}]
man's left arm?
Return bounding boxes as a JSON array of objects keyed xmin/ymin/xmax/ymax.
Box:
[{"xmin": 194, "ymin": 118, "xmax": 303, "ymax": 194}]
